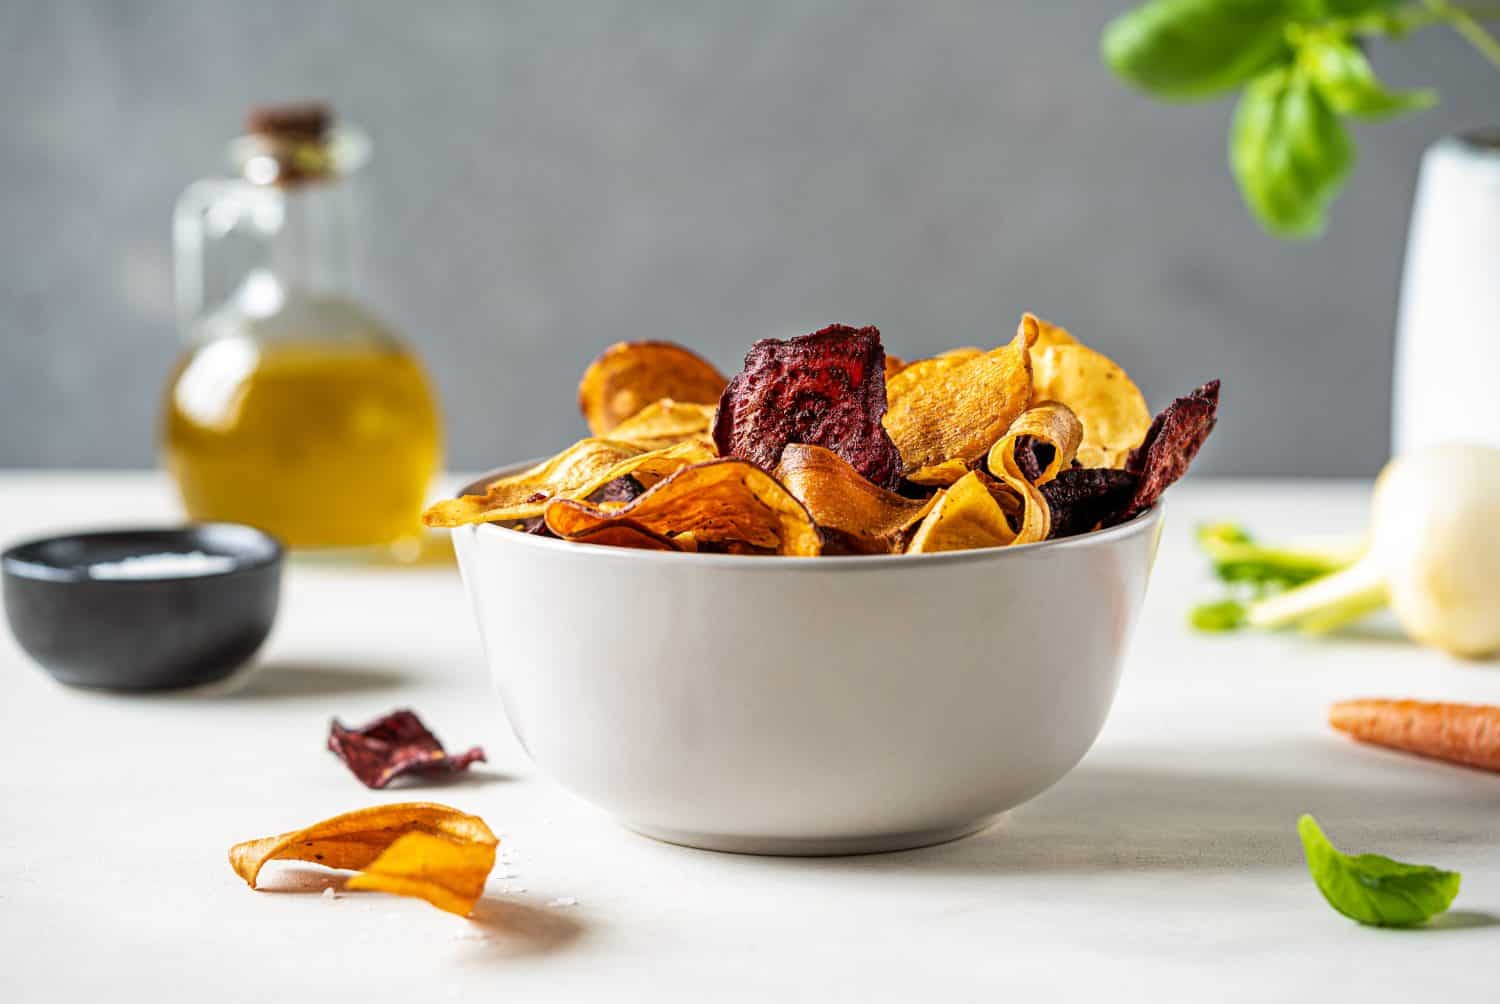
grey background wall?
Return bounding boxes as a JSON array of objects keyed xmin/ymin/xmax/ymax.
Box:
[{"xmin": 3, "ymin": 2, "xmax": 1495, "ymax": 474}]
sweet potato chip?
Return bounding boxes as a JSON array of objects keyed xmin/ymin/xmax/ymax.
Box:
[
  {"xmin": 328, "ymin": 710, "xmax": 486, "ymax": 790},
  {"xmin": 883, "ymin": 325, "xmax": 1034, "ymax": 473},
  {"xmin": 422, "ymin": 439, "xmax": 644, "ymax": 528},
  {"xmin": 229, "ymin": 802, "xmax": 497, "ymax": 916},
  {"xmin": 775, "ymin": 444, "xmax": 937, "ymax": 554},
  {"xmin": 884, "ymin": 347, "xmax": 983, "ymax": 408},
  {"xmin": 906, "ymin": 471, "xmax": 1020, "ymax": 554},
  {"xmin": 1041, "ymin": 468, "xmax": 1140, "ymax": 538},
  {"xmin": 1031, "ymin": 342, "xmax": 1150, "ymax": 469},
  {"xmin": 546, "ymin": 458, "xmax": 822, "ymax": 555},
  {"xmin": 713, "ymin": 324, "xmax": 904, "ymax": 490},
  {"xmin": 1123, "ymin": 379, "xmax": 1220, "ymax": 517},
  {"xmin": 884, "ymin": 354, "xmax": 907, "ymax": 380},
  {"xmin": 568, "ymin": 522, "xmax": 681, "ymax": 551},
  {"xmin": 606, "ymin": 399, "xmax": 717, "ymax": 450},
  {"xmin": 578, "ymin": 341, "xmax": 727, "ymax": 436}
]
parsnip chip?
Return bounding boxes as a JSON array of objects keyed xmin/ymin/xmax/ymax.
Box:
[
  {"xmin": 578, "ymin": 341, "xmax": 727, "ymax": 436},
  {"xmin": 422, "ymin": 439, "xmax": 644, "ymax": 528},
  {"xmin": 584, "ymin": 437, "xmax": 718, "ymax": 495},
  {"xmin": 883, "ymin": 327, "xmax": 1034, "ymax": 473},
  {"xmin": 906, "ymin": 459, "xmax": 970, "ymax": 487},
  {"xmin": 1022, "ymin": 312, "xmax": 1079, "ymax": 353},
  {"xmin": 776, "ymin": 444, "xmax": 937, "ymax": 554},
  {"xmin": 228, "ymin": 802, "xmax": 497, "ymax": 917},
  {"xmin": 906, "ymin": 472, "xmax": 1019, "ymax": 554},
  {"xmin": 607, "ymin": 399, "xmax": 717, "ymax": 450},
  {"xmin": 1031, "ymin": 342, "xmax": 1150, "ymax": 469},
  {"xmin": 421, "ymin": 435, "xmax": 719, "ymax": 530},
  {"xmin": 984, "ymin": 402, "xmax": 1084, "ymax": 544},
  {"xmin": 546, "ymin": 459, "xmax": 822, "ymax": 556},
  {"xmin": 987, "ymin": 402, "xmax": 1084, "ymax": 486},
  {"xmin": 344, "ymin": 831, "xmax": 496, "ymax": 916}
]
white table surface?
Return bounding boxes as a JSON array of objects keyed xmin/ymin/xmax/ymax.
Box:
[{"xmin": 2, "ymin": 472, "xmax": 1497, "ymax": 1003}]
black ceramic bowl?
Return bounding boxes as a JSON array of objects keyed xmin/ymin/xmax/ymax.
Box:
[{"xmin": 2, "ymin": 524, "xmax": 282, "ymax": 691}]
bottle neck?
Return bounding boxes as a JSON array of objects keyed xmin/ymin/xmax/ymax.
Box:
[{"xmin": 263, "ymin": 180, "xmax": 356, "ymax": 299}]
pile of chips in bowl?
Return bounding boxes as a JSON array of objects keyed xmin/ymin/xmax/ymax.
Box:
[{"xmin": 423, "ymin": 316, "xmax": 1219, "ymax": 556}]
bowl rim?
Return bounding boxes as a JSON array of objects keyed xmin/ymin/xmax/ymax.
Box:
[
  {"xmin": 1, "ymin": 523, "xmax": 284, "ymax": 585},
  {"xmin": 455, "ymin": 465, "xmax": 1162, "ymax": 571}
]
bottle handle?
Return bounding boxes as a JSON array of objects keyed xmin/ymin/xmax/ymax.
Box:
[{"xmin": 172, "ymin": 179, "xmax": 280, "ymax": 340}]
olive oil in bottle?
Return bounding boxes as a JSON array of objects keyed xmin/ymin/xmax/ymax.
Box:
[{"xmin": 163, "ymin": 105, "xmax": 442, "ymax": 553}]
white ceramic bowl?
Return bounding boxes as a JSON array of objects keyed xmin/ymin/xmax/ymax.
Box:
[{"xmin": 452, "ymin": 469, "xmax": 1163, "ymax": 855}]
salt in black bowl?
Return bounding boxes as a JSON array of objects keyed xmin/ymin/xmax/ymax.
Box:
[{"xmin": 2, "ymin": 524, "xmax": 282, "ymax": 691}]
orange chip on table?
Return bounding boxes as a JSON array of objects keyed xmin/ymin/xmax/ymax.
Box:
[
  {"xmin": 545, "ymin": 458, "xmax": 822, "ymax": 556},
  {"xmin": 775, "ymin": 444, "xmax": 938, "ymax": 554},
  {"xmin": 883, "ymin": 327, "xmax": 1034, "ymax": 474},
  {"xmin": 229, "ymin": 802, "xmax": 498, "ymax": 917},
  {"xmin": 577, "ymin": 341, "xmax": 727, "ymax": 436},
  {"xmin": 344, "ymin": 831, "xmax": 498, "ymax": 916}
]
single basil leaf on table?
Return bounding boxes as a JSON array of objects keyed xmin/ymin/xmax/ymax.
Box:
[
  {"xmin": 1299, "ymin": 36, "xmax": 1438, "ymax": 118},
  {"xmin": 1298, "ymin": 815, "xmax": 1461, "ymax": 927},
  {"xmin": 1230, "ymin": 67, "xmax": 1355, "ymax": 237},
  {"xmin": 1102, "ymin": 0, "xmax": 1293, "ymax": 99}
]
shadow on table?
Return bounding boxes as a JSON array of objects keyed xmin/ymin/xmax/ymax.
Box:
[
  {"xmin": 213, "ymin": 659, "xmax": 413, "ymax": 699},
  {"xmin": 768, "ymin": 736, "xmax": 1500, "ymax": 877},
  {"xmin": 1418, "ymin": 910, "xmax": 1500, "ymax": 931},
  {"xmin": 464, "ymin": 898, "xmax": 587, "ymax": 959},
  {"xmin": 253, "ymin": 869, "xmax": 588, "ymax": 957}
]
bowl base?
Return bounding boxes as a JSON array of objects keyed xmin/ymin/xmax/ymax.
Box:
[{"xmin": 625, "ymin": 815, "xmax": 1002, "ymax": 857}]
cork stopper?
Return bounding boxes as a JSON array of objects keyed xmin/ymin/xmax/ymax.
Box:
[
  {"xmin": 237, "ymin": 102, "xmax": 339, "ymax": 186},
  {"xmin": 245, "ymin": 102, "xmax": 333, "ymax": 142}
]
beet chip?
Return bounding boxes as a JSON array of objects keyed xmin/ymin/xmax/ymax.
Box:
[
  {"xmin": 584, "ymin": 474, "xmax": 646, "ymax": 505},
  {"xmin": 1041, "ymin": 468, "xmax": 1140, "ymax": 539},
  {"xmin": 712, "ymin": 324, "xmax": 904, "ymax": 490},
  {"xmin": 328, "ymin": 710, "xmax": 486, "ymax": 789},
  {"xmin": 1123, "ymin": 379, "xmax": 1220, "ymax": 518}
]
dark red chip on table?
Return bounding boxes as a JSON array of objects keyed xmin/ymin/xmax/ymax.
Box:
[
  {"xmin": 1122, "ymin": 379, "xmax": 1220, "ymax": 518},
  {"xmin": 328, "ymin": 709, "xmax": 486, "ymax": 789},
  {"xmin": 711, "ymin": 324, "xmax": 904, "ymax": 490},
  {"xmin": 1041, "ymin": 468, "xmax": 1140, "ymax": 539}
]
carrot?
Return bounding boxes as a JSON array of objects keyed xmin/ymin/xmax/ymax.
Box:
[{"xmin": 1329, "ymin": 699, "xmax": 1500, "ymax": 773}]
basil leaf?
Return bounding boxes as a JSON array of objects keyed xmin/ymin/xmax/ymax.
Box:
[
  {"xmin": 1300, "ymin": 36, "xmax": 1437, "ymax": 118},
  {"xmin": 1285, "ymin": 0, "xmax": 1402, "ymax": 15},
  {"xmin": 1298, "ymin": 815, "xmax": 1462, "ymax": 927},
  {"xmin": 1229, "ymin": 67, "xmax": 1354, "ymax": 237},
  {"xmin": 1102, "ymin": 0, "xmax": 1293, "ymax": 99}
]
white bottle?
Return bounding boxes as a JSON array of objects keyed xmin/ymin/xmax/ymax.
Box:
[{"xmin": 1392, "ymin": 130, "xmax": 1500, "ymax": 455}]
